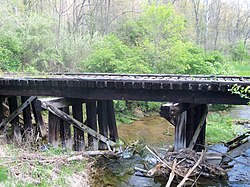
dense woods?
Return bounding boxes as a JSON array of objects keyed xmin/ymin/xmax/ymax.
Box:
[{"xmin": 0, "ymin": 0, "xmax": 249, "ymax": 75}]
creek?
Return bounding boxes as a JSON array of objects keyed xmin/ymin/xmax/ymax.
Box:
[{"xmin": 91, "ymin": 106, "xmax": 250, "ymax": 187}]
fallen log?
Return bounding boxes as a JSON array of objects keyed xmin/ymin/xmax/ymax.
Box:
[
  {"xmin": 222, "ymin": 140, "xmax": 250, "ymax": 163},
  {"xmin": 67, "ymin": 151, "xmax": 118, "ymax": 161},
  {"xmin": 41, "ymin": 102, "xmax": 116, "ymax": 147},
  {"xmin": 225, "ymin": 131, "xmax": 250, "ymax": 150}
]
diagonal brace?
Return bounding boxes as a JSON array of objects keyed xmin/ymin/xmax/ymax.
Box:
[
  {"xmin": 0, "ymin": 96, "xmax": 37, "ymax": 128},
  {"xmin": 41, "ymin": 102, "xmax": 116, "ymax": 147}
]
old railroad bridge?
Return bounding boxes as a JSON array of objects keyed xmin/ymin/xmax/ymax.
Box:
[{"xmin": 0, "ymin": 73, "xmax": 249, "ymax": 151}]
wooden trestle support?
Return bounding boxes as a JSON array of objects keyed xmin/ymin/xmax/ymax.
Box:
[
  {"xmin": 160, "ymin": 103, "xmax": 208, "ymax": 151},
  {"xmin": 0, "ymin": 96, "xmax": 118, "ymax": 151},
  {"xmin": 0, "ymin": 96, "xmax": 47, "ymax": 144}
]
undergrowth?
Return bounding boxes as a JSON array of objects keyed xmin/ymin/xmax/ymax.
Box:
[
  {"xmin": 0, "ymin": 143, "xmax": 88, "ymax": 187},
  {"xmin": 206, "ymin": 112, "xmax": 235, "ymax": 144},
  {"xmin": 115, "ymin": 100, "xmax": 161, "ymax": 125}
]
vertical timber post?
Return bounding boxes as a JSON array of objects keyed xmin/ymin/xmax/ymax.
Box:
[
  {"xmin": 193, "ymin": 104, "xmax": 207, "ymax": 151},
  {"xmin": 72, "ymin": 103, "xmax": 84, "ymax": 151},
  {"xmin": 60, "ymin": 107, "xmax": 72, "ymax": 149},
  {"xmin": 86, "ymin": 100, "xmax": 98, "ymax": 150},
  {"xmin": 0, "ymin": 97, "xmax": 4, "ymax": 124},
  {"xmin": 48, "ymin": 112, "xmax": 60, "ymax": 147},
  {"xmin": 31, "ymin": 99, "xmax": 47, "ymax": 137},
  {"xmin": 186, "ymin": 106, "xmax": 195, "ymax": 148},
  {"xmin": 174, "ymin": 111, "xmax": 187, "ymax": 151},
  {"xmin": 21, "ymin": 96, "xmax": 33, "ymax": 141},
  {"xmin": 106, "ymin": 100, "xmax": 118, "ymax": 142},
  {"xmin": 97, "ymin": 100, "xmax": 108, "ymax": 150},
  {"xmin": 186, "ymin": 104, "xmax": 207, "ymax": 151},
  {"xmin": 8, "ymin": 96, "xmax": 22, "ymax": 144}
]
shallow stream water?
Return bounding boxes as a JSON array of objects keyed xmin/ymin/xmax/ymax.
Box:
[{"xmin": 92, "ymin": 107, "xmax": 250, "ymax": 187}]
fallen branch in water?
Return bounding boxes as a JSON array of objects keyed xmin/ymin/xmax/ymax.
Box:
[
  {"xmin": 145, "ymin": 146, "xmax": 194, "ymax": 182},
  {"xmin": 144, "ymin": 147, "xmax": 228, "ymax": 186},
  {"xmin": 165, "ymin": 159, "xmax": 177, "ymax": 187},
  {"xmin": 177, "ymin": 150, "xmax": 204, "ymax": 187},
  {"xmin": 67, "ymin": 151, "xmax": 118, "ymax": 161}
]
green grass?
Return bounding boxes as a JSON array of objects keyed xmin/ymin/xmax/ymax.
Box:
[
  {"xmin": 0, "ymin": 167, "xmax": 8, "ymax": 182},
  {"xmin": 206, "ymin": 112, "xmax": 235, "ymax": 144},
  {"xmin": 0, "ymin": 146, "xmax": 87, "ymax": 187},
  {"xmin": 233, "ymin": 61, "xmax": 250, "ymax": 76}
]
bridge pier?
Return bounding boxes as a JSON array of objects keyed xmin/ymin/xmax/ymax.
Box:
[{"xmin": 160, "ymin": 103, "xmax": 208, "ymax": 151}]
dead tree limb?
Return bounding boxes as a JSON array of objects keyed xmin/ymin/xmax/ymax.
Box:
[
  {"xmin": 145, "ymin": 146, "xmax": 194, "ymax": 182},
  {"xmin": 166, "ymin": 159, "xmax": 177, "ymax": 187},
  {"xmin": 177, "ymin": 150, "xmax": 204, "ymax": 187}
]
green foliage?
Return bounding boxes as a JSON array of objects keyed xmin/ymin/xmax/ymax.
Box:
[
  {"xmin": 231, "ymin": 41, "xmax": 250, "ymax": 62},
  {"xmin": 210, "ymin": 104, "xmax": 231, "ymax": 111},
  {"xmin": 206, "ymin": 112, "xmax": 234, "ymax": 143},
  {"xmin": 232, "ymin": 61, "xmax": 250, "ymax": 76},
  {"xmin": 60, "ymin": 33, "xmax": 101, "ymax": 72},
  {"xmin": 136, "ymin": 101, "xmax": 161, "ymax": 112},
  {"xmin": 16, "ymin": 14, "xmax": 63, "ymax": 72},
  {"xmin": 0, "ymin": 167, "xmax": 8, "ymax": 182},
  {"xmin": 230, "ymin": 84, "xmax": 250, "ymax": 100},
  {"xmin": 118, "ymin": 4, "xmax": 231, "ymax": 75},
  {"xmin": 82, "ymin": 34, "xmax": 151, "ymax": 73},
  {"xmin": 132, "ymin": 3, "xmax": 186, "ymax": 73},
  {"xmin": 0, "ymin": 36, "xmax": 22, "ymax": 72}
]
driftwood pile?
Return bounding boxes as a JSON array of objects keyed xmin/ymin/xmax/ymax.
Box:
[{"xmin": 136, "ymin": 146, "xmax": 227, "ymax": 186}]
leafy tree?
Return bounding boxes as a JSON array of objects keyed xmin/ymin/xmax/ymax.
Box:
[
  {"xmin": 0, "ymin": 36, "xmax": 22, "ymax": 72},
  {"xmin": 81, "ymin": 34, "xmax": 151, "ymax": 74},
  {"xmin": 231, "ymin": 41, "xmax": 250, "ymax": 62}
]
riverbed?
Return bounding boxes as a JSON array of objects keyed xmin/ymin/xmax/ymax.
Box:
[{"xmin": 91, "ymin": 106, "xmax": 250, "ymax": 187}]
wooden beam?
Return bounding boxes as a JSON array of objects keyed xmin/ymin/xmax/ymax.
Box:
[
  {"xmin": 97, "ymin": 100, "xmax": 108, "ymax": 150},
  {"xmin": 60, "ymin": 107, "xmax": 72, "ymax": 149},
  {"xmin": 192, "ymin": 104, "xmax": 207, "ymax": 151},
  {"xmin": 0, "ymin": 86, "xmax": 248, "ymax": 105},
  {"xmin": 72, "ymin": 103, "xmax": 84, "ymax": 151},
  {"xmin": 0, "ymin": 97, "xmax": 4, "ymax": 124},
  {"xmin": 37, "ymin": 97, "xmax": 85, "ymax": 110},
  {"xmin": 186, "ymin": 107, "xmax": 195, "ymax": 146},
  {"xmin": 7, "ymin": 96, "xmax": 22, "ymax": 144},
  {"xmin": 106, "ymin": 100, "xmax": 118, "ymax": 142},
  {"xmin": 222, "ymin": 141, "xmax": 250, "ymax": 163},
  {"xmin": 48, "ymin": 111, "xmax": 60, "ymax": 147},
  {"xmin": 160, "ymin": 103, "xmax": 199, "ymax": 125},
  {"xmin": 21, "ymin": 96, "xmax": 33, "ymax": 141},
  {"xmin": 41, "ymin": 102, "xmax": 116, "ymax": 147},
  {"xmin": 174, "ymin": 111, "xmax": 187, "ymax": 151},
  {"xmin": 0, "ymin": 96, "xmax": 36, "ymax": 129},
  {"xmin": 31, "ymin": 98, "xmax": 47, "ymax": 137},
  {"xmin": 86, "ymin": 100, "xmax": 98, "ymax": 149},
  {"xmin": 188, "ymin": 105, "xmax": 208, "ymax": 149}
]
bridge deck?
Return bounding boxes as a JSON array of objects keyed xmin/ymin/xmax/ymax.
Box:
[{"xmin": 0, "ymin": 73, "xmax": 249, "ymax": 104}]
